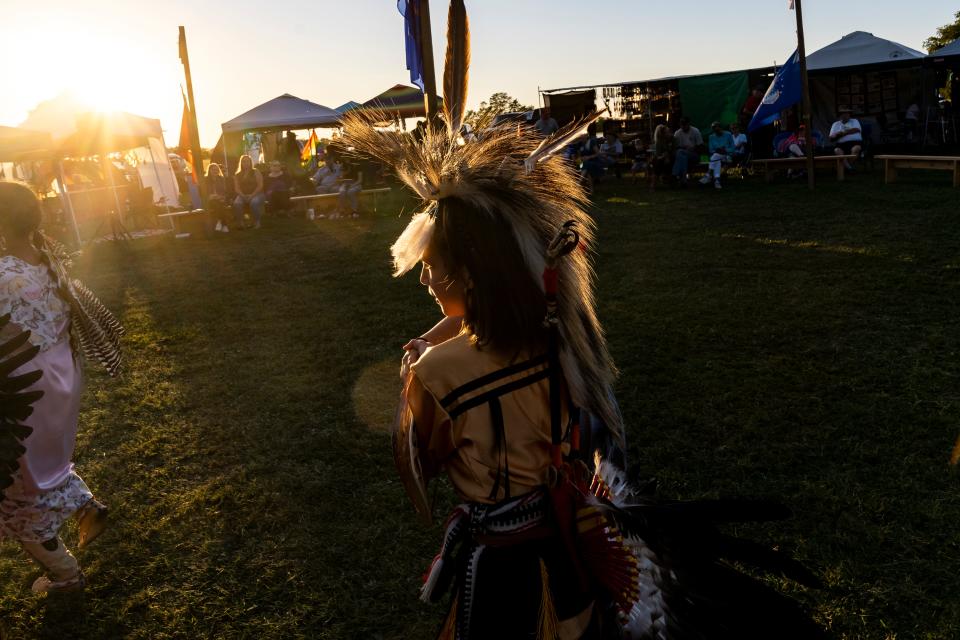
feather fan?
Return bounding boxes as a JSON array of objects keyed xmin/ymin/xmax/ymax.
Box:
[{"xmin": 524, "ymin": 109, "xmax": 606, "ymax": 173}]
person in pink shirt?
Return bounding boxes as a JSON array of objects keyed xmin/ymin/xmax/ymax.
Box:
[{"xmin": 0, "ymin": 182, "xmax": 122, "ymax": 593}]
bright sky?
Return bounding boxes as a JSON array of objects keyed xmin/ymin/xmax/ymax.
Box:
[{"xmin": 0, "ymin": 0, "xmax": 955, "ymax": 147}]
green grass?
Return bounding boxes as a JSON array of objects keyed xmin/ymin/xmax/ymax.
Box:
[{"xmin": 1, "ymin": 170, "xmax": 959, "ymax": 639}]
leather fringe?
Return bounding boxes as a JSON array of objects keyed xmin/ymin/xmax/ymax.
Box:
[
  {"xmin": 537, "ymin": 558, "xmax": 559, "ymax": 640},
  {"xmin": 437, "ymin": 594, "xmax": 458, "ymax": 640}
]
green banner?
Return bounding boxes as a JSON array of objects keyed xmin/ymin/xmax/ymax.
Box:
[{"xmin": 678, "ymin": 71, "xmax": 749, "ymax": 132}]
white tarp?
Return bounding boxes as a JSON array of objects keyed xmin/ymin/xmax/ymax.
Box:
[
  {"xmin": 807, "ymin": 31, "xmax": 925, "ymax": 71},
  {"xmin": 221, "ymin": 94, "xmax": 340, "ymax": 133},
  {"xmin": 132, "ymin": 137, "xmax": 180, "ymax": 209}
]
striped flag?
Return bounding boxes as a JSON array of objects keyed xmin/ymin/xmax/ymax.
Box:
[
  {"xmin": 179, "ymin": 90, "xmax": 197, "ymax": 182},
  {"xmin": 301, "ymin": 129, "xmax": 318, "ymax": 163}
]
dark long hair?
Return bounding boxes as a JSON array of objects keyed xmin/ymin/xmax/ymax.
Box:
[
  {"xmin": 433, "ymin": 196, "xmax": 546, "ymax": 356},
  {"xmin": 0, "ymin": 182, "xmax": 42, "ymax": 238}
]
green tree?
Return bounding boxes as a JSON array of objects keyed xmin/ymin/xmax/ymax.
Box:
[
  {"xmin": 464, "ymin": 92, "xmax": 533, "ymax": 130},
  {"xmin": 924, "ymin": 11, "xmax": 960, "ymax": 52}
]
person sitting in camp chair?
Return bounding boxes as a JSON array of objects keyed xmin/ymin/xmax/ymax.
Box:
[{"xmin": 700, "ymin": 121, "xmax": 735, "ymax": 189}]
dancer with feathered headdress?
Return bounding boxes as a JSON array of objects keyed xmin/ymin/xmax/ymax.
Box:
[{"xmin": 344, "ymin": 2, "xmax": 824, "ymax": 637}]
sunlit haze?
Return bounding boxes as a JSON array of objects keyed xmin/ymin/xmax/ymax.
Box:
[{"xmin": 1, "ymin": 0, "xmax": 954, "ymax": 146}]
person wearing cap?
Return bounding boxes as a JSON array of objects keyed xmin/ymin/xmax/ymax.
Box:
[
  {"xmin": 700, "ymin": 121, "xmax": 735, "ymax": 189},
  {"xmin": 830, "ymin": 109, "xmax": 862, "ymax": 169}
]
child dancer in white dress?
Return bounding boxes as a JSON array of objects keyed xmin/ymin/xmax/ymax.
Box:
[{"xmin": 0, "ymin": 182, "xmax": 123, "ymax": 593}]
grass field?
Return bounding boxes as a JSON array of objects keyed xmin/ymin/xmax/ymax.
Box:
[{"xmin": 1, "ymin": 169, "xmax": 959, "ymax": 639}]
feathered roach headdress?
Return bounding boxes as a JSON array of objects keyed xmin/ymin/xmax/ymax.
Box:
[{"xmin": 342, "ymin": 0, "xmax": 621, "ymax": 444}]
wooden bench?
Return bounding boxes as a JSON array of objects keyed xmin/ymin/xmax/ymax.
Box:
[
  {"xmin": 157, "ymin": 208, "xmax": 207, "ymax": 237},
  {"xmin": 753, "ymin": 155, "xmax": 857, "ymax": 182},
  {"xmin": 876, "ymin": 155, "xmax": 960, "ymax": 187},
  {"xmin": 290, "ymin": 187, "xmax": 392, "ymax": 214}
]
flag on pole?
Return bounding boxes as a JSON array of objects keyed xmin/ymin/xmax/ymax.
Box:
[
  {"xmin": 398, "ymin": 0, "xmax": 425, "ymax": 91},
  {"xmin": 301, "ymin": 129, "xmax": 318, "ymax": 163},
  {"xmin": 788, "ymin": 0, "xmax": 795, "ymax": 9},
  {"xmin": 748, "ymin": 50, "xmax": 802, "ymax": 132},
  {"xmin": 179, "ymin": 90, "xmax": 198, "ymax": 182},
  {"xmin": 178, "ymin": 28, "xmax": 188, "ymax": 63}
]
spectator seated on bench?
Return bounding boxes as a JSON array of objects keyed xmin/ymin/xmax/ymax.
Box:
[
  {"xmin": 629, "ymin": 136, "xmax": 651, "ymax": 180},
  {"xmin": 648, "ymin": 124, "xmax": 675, "ymax": 190},
  {"xmin": 774, "ymin": 125, "xmax": 812, "ymax": 178},
  {"xmin": 672, "ymin": 117, "xmax": 704, "ymax": 186},
  {"xmin": 311, "ymin": 156, "xmax": 342, "ymax": 194},
  {"xmin": 600, "ymin": 131, "xmax": 624, "ymax": 178},
  {"xmin": 334, "ymin": 158, "xmax": 363, "ymax": 219},
  {"xmin": 205, "ymin": 162, "xmax": 231, "ymax": 233},
  {"xmin": 700, "ymin": 121, "xmax": 735, "ymax": 189},
  {"xmin": 730, "ymin": 123, "xmax": 749, "ymax": 167},
  {"xmin": 578, "ymin": 123, "xmax": 602, "ymax": 188},
  {"xmin": 232, "ymin": 154, "xmax": 265, "ymax": 230},
  {"xmin": 264, "ymin": 161, "xmax": 293, "ymax": 216},
  {"xmin": 829, "ymin": 108, "xmax": 863, "ymax": 170}
]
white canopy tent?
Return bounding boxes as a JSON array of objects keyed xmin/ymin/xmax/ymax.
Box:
[
  {"xmin": 20, "ymin": 95, "xmax": 180, "ymax": 211},
  {"xmin": 221, "ymin": 94, "xmax": 340, "ymax": 133},
  {"xmin": 11, "ymin": 96, "xmax": 181, "ymax": 243},
  {"xmin": 807, "ymin": 31, "xmax": 925, "ymax": 71},
  {"xmin": 219, "ymin": 94, "xmax": 341, "ymax": 173},
  {"xmin": 804, "ymin": 32, "xmax": 931, "ymax": 140}
]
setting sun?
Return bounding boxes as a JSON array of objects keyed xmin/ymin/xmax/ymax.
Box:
[{"xmin": 3, "ymin": 8, "xmax": 181, "ymax": 140}]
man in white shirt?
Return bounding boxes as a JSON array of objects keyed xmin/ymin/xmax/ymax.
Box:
[
  {"xmin": 830, "ymin": 109, "xmax": 863, "ymax": 169},
  {"xmin": 672, "ymin": 118, "xmax": 704, "ymax": 185}
]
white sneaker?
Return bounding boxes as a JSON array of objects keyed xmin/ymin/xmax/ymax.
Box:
[
  {"xmin": 214, "ymin": 221, "xmax": 223, "ymax": 232},
  {"xmin": 221, "ymin": 225, "xmax": 229, "ymax": 233},
  {"xmin": 699, "ymin": 175, "xmax": 711, "ymax": 185},
  {"xmin": 714, "ymin": 180, "xmax": 722, "ymax": 190}
]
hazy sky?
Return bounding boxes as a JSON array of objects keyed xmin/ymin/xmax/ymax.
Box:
[{"xmin": 1, "ymin": 1, "xmax": 955, "ymax": 146}]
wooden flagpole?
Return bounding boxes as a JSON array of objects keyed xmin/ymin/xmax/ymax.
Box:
[
  {"xmin": 179, "ymin": 26, "xmax": 208, "ymax": 206},
  {"xmin": 417, "ymin": 0, "xmax": 439, "ymax": 123},
  {"xmin": 794, "ymin": 0, "xmax": 815, "ymax": 190}
]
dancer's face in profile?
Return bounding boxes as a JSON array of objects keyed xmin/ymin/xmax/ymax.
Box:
[{"xmin": 419, "ymin": 245, "xmax": 467, "ymax": 318}]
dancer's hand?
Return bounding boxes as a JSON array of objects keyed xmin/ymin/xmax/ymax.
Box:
[{"xmin": 400, "ymin": 338, "xmax": 431, "ymax": 379}]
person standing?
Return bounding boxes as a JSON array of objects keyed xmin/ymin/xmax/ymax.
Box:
[
  {"xmin": 672, "ymin": 118, "xmax": 703, "ymax": 185},
  {"xmin": 0, "ymin": 182, "xmax": 123, "ymax": 593},
  {"xmin": 740, "ymin": 86, "xmax": 764, "ymax": 128},
  {"xmin": 232, "ymin": 155, "xmax": 265, "ymax": 229},
  {"xmin": 830, "ymin": 108, "xmax": 863, "ymax": 169}
]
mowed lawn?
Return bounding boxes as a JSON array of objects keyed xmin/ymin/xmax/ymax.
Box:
[{"xmin": 1, "ymin": 170, "xmax": 959, "ymax": 639}]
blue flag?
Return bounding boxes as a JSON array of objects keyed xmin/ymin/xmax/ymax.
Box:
[
  {"xmin": 748, "ymin": 50, "xmax": 801, "ymax": 132},
  {"xmin": 398, "ymin": 0, "xmax": 425, "ymax": 91}
]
